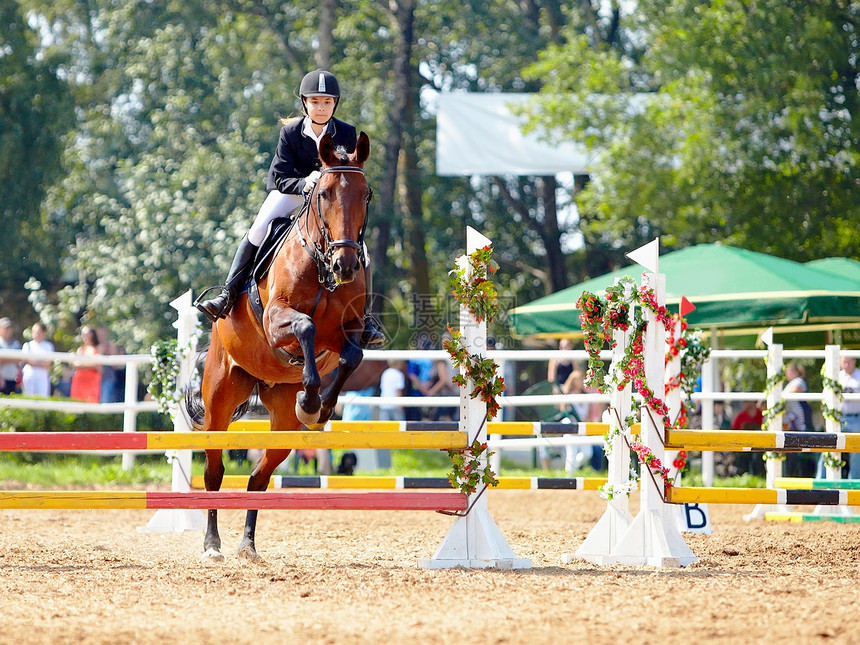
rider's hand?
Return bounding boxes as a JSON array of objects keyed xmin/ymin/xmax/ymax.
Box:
[{"xmin": 302, "ymin": 170, "xmax": 321, "ymax": 194}]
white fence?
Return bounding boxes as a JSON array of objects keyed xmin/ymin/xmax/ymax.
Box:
[{"xmin": 3, "ymin": 345, "xmax": 860, "ymax": 480}]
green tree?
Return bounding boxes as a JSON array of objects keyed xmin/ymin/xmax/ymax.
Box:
[
  {"xmin": 0, "ymin": 0, "xmax": 74, "ymax": 316},
  {"xmin": 526, "ymin": 0, "xmax": 860, "ymax": 263}
]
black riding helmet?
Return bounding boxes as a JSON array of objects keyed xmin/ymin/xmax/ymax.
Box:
[{"xmin": 299, "ymin": 70, "xmax": 341, "ymax": 123}]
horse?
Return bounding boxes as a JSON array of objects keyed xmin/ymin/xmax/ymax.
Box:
[{"xmin": 185, "ymin": 132, "xmax": 372, "ymax": 562}]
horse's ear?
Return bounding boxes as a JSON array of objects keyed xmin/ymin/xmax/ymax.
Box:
[
  {"xmin": 354, "ymin": 132, "xmax": 370, "ymax": 165},
  {"xmin": 319, "ymin": 134, "xmax": 337, "ymax": 167}
]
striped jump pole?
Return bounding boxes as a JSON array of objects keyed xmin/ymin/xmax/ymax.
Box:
[
  {"xmin": 190, "ymin": 475, "xmax": 610, "ymax": 491},
  {"xmin": 418, "ymin": 227, "xmax": 530, "ymax": 570},
  {"xmin": 667, "ymin": 486, "xmax": 860, "ymax": 506},
  {"xmin": 774, "ymin": 478, "xmax": 860, "ymax": 490},
  {"xmin": 0, "ymin": 431, "xmax": 467, "ymax": 451},
  {"xmin": 0, "ymin": 490, "xmax": 467, "ymax": 512},
  {"xmin": 230, "ymin": 418, "xmax": 631, "ymax": 436},
  {"xmin": 663, "ymin": 430, "xmax": 860, "ymax": 452},
  {"xmin": 764, "ymin": 513, "xmax": 860, "ymax": 524}
]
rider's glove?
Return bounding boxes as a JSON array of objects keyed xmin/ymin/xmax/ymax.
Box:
[{"xmin": 302, "ymin": 171, "xmax": 322, "ymax": 194}]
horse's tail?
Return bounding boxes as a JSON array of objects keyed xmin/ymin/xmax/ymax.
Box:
[{"xmin": 182, "ymin": 344, "xmax": 252, "ymax": 430}]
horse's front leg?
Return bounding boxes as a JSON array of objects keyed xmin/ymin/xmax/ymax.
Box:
[
  {"xmin": 318, "ymin": 333, "xmax": 363, "ymax": 426},
  {"xmin": 266, "ymin": 302, "xmax": 321, "ymax": 425},
  {"xmin": 203, "ymin": 449, "xmax": 225, "ymax": 562}
]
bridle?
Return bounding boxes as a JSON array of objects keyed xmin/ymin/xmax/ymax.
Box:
[{"xmin": 295, "ymin": 165, "xmax": 372, "ymax": 292}]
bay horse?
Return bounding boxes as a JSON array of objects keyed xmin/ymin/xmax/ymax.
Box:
[{"xmin": 186, "ymin": 132, "xmax": 372, "ymax": 562}]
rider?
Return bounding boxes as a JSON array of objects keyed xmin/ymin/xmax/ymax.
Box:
[{"xmin": 195, "ymin": 69, "xmax": 385, "ymax": 348}]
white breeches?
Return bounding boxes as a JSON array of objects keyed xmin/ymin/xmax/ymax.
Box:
[
  {"xmin": 247, "ymin": 190, "xmax": 371, "ymax": 268},
  {"xmin": 248, "ymin": 191, "xmax": 305, "ymax": 246}
]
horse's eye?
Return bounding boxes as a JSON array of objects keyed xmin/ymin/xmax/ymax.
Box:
[{"xmin": 318, "ymin": 189, "xmax": 328, "ymax": 200}]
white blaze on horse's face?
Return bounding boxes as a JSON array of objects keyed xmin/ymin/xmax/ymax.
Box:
[{"xmin": 319, "ymin": 168, "xmax": 366, "ymax": 286}]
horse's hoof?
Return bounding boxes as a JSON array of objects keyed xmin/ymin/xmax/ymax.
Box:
[
  {"xmin": 237, "ymin": 545, "xmax": 263, "ymax": 563},
  {"xmin": 295, "ymin": 403, "xmax": 320, "ymax": 426},
  {"xmin": 201, "ymin": 548, "xmax": 225, "ymax": 563}
]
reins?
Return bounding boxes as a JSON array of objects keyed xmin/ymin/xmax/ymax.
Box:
[{"xmin": 295, "ymin": 165, "xmax": 372, "ymax": 292}]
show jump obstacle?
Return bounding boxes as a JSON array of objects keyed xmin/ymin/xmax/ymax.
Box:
[
  {"xmin": 562, "ymin": 239, "xmax": 860, "ymax": 566},
  {"xmin": 0, "ymin": 228, "xmax": 529, "ymax": 570}
]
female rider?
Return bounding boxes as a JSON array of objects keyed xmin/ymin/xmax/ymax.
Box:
[{"xmin": 195, "ymin": 69, "xmax": 384, "ymax": 348}]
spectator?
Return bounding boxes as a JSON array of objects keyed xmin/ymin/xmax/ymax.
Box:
[
  {"xmin": 97, "ymin": 325, "xmax": 125, "ymax": 403},
  {"xmin": 713, "ymin": 401, "xmax": 733, "ymax": 430},
  {"xmin": 731, "ymin": 400, "xmax": 765, "ymax": 476},
  {"xmin": 0, "ymin": 317, "xmax": 21, "ymax": 394},
  {"xmin": 21, "ymin": 323, "xmax": 54, "ymax": 397},
  {"xmin": 783, "ymin": 363, "xmax": 808, "ymax": 431},
  {"xmin": 818, "ymin": 355, "xmax": 860, "ymax": 479},
  {"xmin": 379, "ymin": 360, "xmax": 406, "ymax": 421},
  {"xmin": 732, "ymin": 400, "xmax": 764, "ymax": 430},
  {"xmin": 547, "ymin": 338, "xmax": 575, "ymax": 389},
  {"xmin": 839, "ymin": 356, "xmax": 860, "ymax": 478},
  {"xmin": 426, "ymin": 333, "xmax": 458, "ymax": 422},
  {"xmin": 406, "ymin": 337, "xmax": 434, "ymax": 420},
  {"xmin": 70, "ymin": 325, "xmax": 102, "ymax": 403}
]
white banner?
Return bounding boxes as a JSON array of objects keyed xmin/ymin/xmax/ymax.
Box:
[{"xmin": 435, "ymin": 92, "xmax": 592, "ymax": 176}]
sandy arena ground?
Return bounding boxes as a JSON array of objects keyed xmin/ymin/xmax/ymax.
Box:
[{"xmin": 1, "ymin": 489, "xmax": 859, "ymax": 645}]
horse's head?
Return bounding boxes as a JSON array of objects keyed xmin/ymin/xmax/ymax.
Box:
[{"xmin": 311, "ymin": 131, "xmax": 371, "ymax": 286}]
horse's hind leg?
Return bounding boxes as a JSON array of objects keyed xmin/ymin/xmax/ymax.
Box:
[
  {"xmin": 236, "ymin": 383, "xmax": 302, "ymax": 562},
  {"xmin": 199, "ymin": 333, "xmax": 257, "ymax": 562}
]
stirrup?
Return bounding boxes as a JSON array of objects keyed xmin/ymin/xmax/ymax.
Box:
[
  {"xmin": 194, "ymin": 286, "xmax": 231, "ymax": 323},
  {"xmin": 360, "ymin": 314, "xmax": 386, "ymax": 348}
]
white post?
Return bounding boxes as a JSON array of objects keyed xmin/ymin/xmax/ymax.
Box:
[
  {"xmin": 419, "ymin": 227, "xmax": 530, "ymax": 570},
  {"xmin": 568, "ymin": 287, "xmax": 633, "ymax": 564},
  {"xmin": 815, "ymin": 345, "xmax": 852, "ymax": 516},
  {"xmin": 700, "ymin": 356, "xmax": 716, "ymax": 486},
  {"xmin": 140, "ymin": 290, "xmax": 206, "ymax": 533},
  {"xmin": 121, "ymin": 362, "xmax": 140, "ymax": 471},
  {"xmin": 608, "ymin": 272, "xmax": 695, "ymax": 567},
  {"xmin": 745, "ymin": 342, "xmax": 790, "ymax": 521}
]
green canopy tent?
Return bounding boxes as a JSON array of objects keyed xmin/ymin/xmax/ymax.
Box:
[
  {"xmin": 508, "ymin": 245, "xmax": 860, "ymax": 348},
  {"xmin": 806, "ymin": 257, "xmax": 860, "ymax": 283}
]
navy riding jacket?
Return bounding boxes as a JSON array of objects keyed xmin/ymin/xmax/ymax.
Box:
[{"xmin": 265, "ymin": 116, "xmax": 358, "ymax": 195}]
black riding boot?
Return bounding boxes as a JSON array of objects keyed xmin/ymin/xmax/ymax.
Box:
[
  {"xmin": 195, "ymin": 235, "xmax": 259, "ymax": 323},
  {"xmin": 361, "ymin": 265, "xmax": 386, "ymax": 348}
]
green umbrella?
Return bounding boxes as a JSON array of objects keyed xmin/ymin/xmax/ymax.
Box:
[
  {"xmin": 806, "ymin": 257, "xmax": 860, "ymax": 283},
  {"xmin": 508, "ymin": 244, "xmax": 860, "ymax": 348}
]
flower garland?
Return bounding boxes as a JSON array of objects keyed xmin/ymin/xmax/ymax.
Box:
[
  {"xmin": 760, "ymin": 367, "xmax": 787, "ymax": 431},
  {"xmin": 577, "ymin": 275, "xmax": 708, "ymax": 496},
  {"xmin": 821, "ymin": 365, "xmax": 846, "ymax": 469},
  {"xmin": 760, "ymin": 365, "xmax": 787, "ymax": 462},
  {"xmin": 148, "ymin": 338, "xmax": 182, "ymax": 416},
  {"xmin": 820, "ymin": 364, "xmax": 844, "ymax": 425},
  {"xmin": 449, "ymin": 245, "xmax": 500, "ymax": 323},
  {"xmin": 443, "ymin": 246, "xmax": 503, "ymax": 496}
]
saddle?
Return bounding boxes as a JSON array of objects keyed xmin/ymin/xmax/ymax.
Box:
[
  {"xmin": 251, "ymin": 214, "xmax": 298, "ymax": 283},
  {"xmin": 243, "ymin": 207, "xmax": 327, "ymax": 368}
]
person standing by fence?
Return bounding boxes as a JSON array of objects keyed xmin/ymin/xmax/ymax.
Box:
[
  {"xmin": 0, "ymin": 318, "xmax": 21, "ymax": 395},
  {"xmin": 70, "ymin": 326, "xmax": 102, "ymax": 403},
  {"xmin": 837, "ymin": 356, "xmax": 860, "ymax": 478},
  {"xmin": 21, "ymin": 323, "xmax": 54, "ymax": 397}
]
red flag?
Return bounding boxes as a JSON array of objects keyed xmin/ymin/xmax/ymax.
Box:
[{"xmin": 680, "ymin": 296, "xmax": 696, "ymax": 317}]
